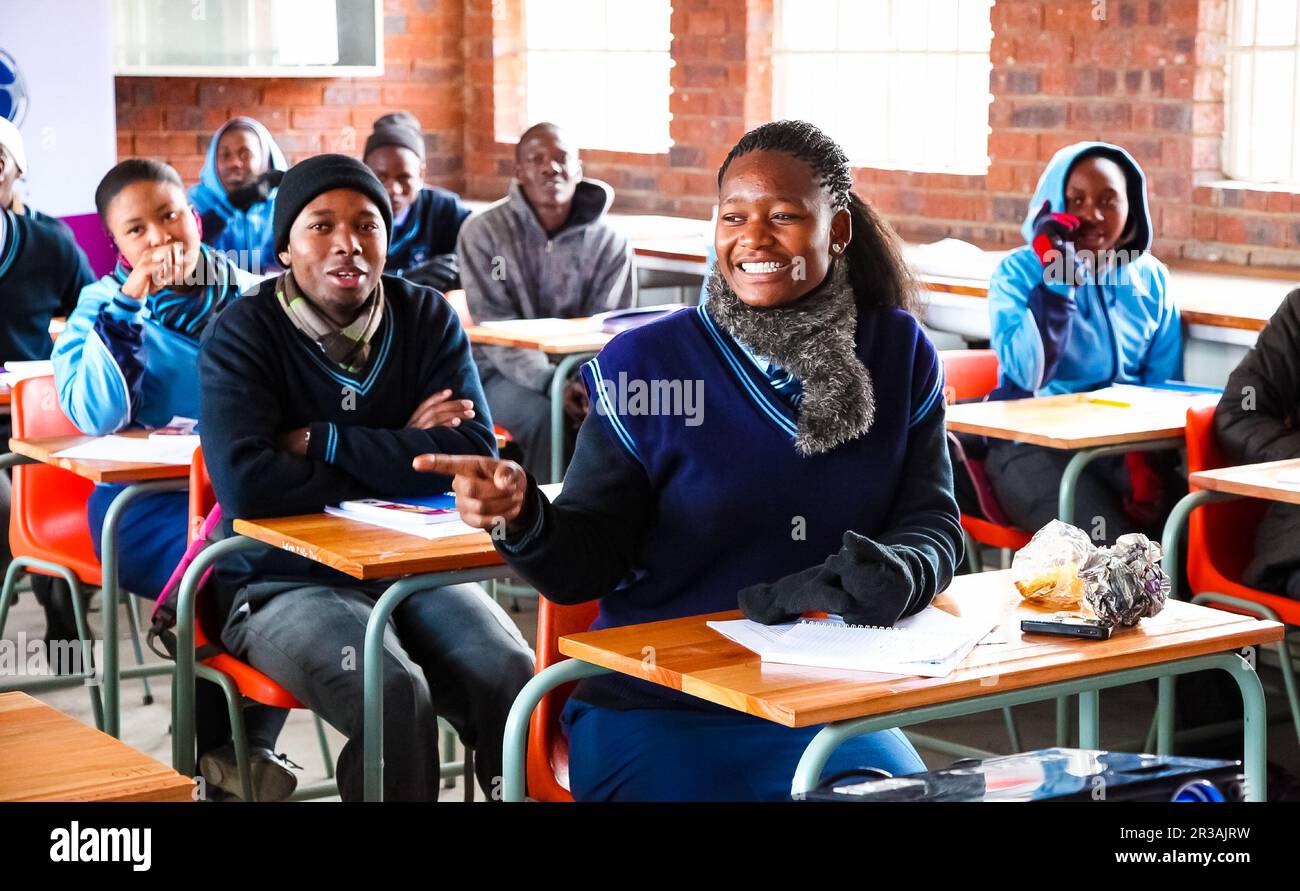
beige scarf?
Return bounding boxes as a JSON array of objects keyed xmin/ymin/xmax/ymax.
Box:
[{"xmin": 276, "ymin": 271, "xmax": 384, "ymax": 373}]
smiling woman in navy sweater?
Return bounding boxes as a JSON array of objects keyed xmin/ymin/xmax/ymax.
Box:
[{"xmin": 419, "ymin": 120, "xmax": 963, "ymax": 802}]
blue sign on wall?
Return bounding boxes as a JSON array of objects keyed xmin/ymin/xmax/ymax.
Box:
[{"xmin": 0, "ymin": 49, "xmax": 28, "ymax": 125}]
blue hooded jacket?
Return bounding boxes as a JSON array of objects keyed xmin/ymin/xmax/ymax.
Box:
[
  {"xmin": 188, "ymin": 117, "xmax": 287, "ymax": 275},
  {"xmin": 989, "ymin": 142, "xmax": 1182, "ymax": 397}
]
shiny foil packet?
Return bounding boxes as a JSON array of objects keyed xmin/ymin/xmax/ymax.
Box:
[{"xmin": 1079, "ymin": 533, "xmax": 1171, "ymax": 627}]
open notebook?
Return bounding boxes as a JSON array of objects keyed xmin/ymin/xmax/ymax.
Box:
[{"xmin": 708, "ymin": 606, "xmax": 994, "ymax": 678}]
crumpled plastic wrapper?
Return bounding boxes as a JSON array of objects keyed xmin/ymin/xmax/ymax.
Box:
[
  {"xmin": 1011, "ymin": 520, "xmax": 1096, "ymax": 610},
  {"xmin": 1078, "ymin": 533, "xmax": 1170, "ymax": 627}
]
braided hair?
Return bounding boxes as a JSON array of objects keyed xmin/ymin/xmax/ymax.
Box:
[{"xmin": 717, "ymin": 120, "xmax": 917, "ymax": 313}]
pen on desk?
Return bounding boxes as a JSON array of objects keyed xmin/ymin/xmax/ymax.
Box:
[{"xmin": 1086, "ymin": 397, "xmax": 1131, "ymax": 408}]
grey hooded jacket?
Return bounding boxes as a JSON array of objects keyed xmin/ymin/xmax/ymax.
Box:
[{"xmin": 456, "ymin": 177, "xmax": 635, "ymax": 391}]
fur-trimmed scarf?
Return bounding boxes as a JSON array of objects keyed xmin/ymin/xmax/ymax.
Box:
[{"xmin": 705, "ymin": 259, "xmax": 875, "ymax": 456}]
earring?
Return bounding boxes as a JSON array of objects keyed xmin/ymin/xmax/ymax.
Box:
[{"xmin": 831, "ymin": 243, "xmax": 844, "ymax": 254}]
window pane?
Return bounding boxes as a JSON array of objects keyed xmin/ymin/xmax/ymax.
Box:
[
  {"xmin": 604, "ymin": 53, "xmax": 673, "ymax": 153},
  {"xmin": 1227, "ymin": 52, "xmax": 1254, "ymax": 177},
  {"xmin": 1249, "ymin": 50, "xmax": 1295, "ymax": 180},
  {"xmin": 520, "ymin": 0, "xmax": 671, "ymax": 154},
  {"xmin": 1231, "ymin": 0, "xmax": 1257, "ymax": 46},
  {"xmin": 893, "ymin": 0, "xmax": 928, "ymax": 51},
  {"xmin": 775, "ymin": 0, "xmax": 837, "ymax": 50},
  {"xmin": 1253, "ymin": 0, "xmax": 1296, "ymax": 47},
  {"xmin": 927, "ymin": 0, "xmax": 961, "ymax": 52},
  {"xmin": 527, "ymin": 0, "xmax": 606, "ymax": 50},
  {"xmin": 772, "ymin": 0, "xmax": 991, "ymax": 171},
  {"xmin": 605, "ymin": 0, "xmax": 670, "ymax": 52},
  {"xmin": 837, "ymin": 0, "xmax": 890, "ymax": 51},
  {"xmin": 835, "ymin": 54, "xmax": 890, "ymax": 163},
  {"xmin": 957, "ymin": 0, "xmax": 994, "ymax": 51}
]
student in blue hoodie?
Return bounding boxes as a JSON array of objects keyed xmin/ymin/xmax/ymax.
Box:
[
  {"xmin": 420, "ymin": 121, "xmax": 962, "ymax": 801},
  {"xmin": 984, "ymin": 142, "xmax": 1183, "ymax": 542},
  {"xmin": 362, "ymin": 112, "xmax": 471, "ymax": 291},
  {"xmin": 52, "ymin": 159, "xmax": 296, "ymax": 800},
  {"xmin": 189, "ymin": 117, "xmax": 287, "ymax": 274}
]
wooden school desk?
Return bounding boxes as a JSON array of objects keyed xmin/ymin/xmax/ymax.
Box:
[
  {"xmin": 1163, "ymin": 456, "xmax": 1300, "ymax": 603},
  {"xmin": 171, "ymin": 482, "xmax": 564, "ymax": 801},
  {"xmin": 944, "ymin": 389, "xmax": 1218, "ymax": 527},
  {"xmin": 0, "ymin": 431, "xmax": 187, "ymax": 739},
  {"xmin": 0, "ymin": 691, "xmax": 194, "ymax": 801},
  {"xmin": 501, "ymin": 569, "xmax": 1282, "ymax": 801},
  {"xmin": 465, "ymin": 320, "xmax": 614, "ymax": 482}
]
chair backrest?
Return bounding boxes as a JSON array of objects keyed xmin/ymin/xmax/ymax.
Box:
[
  {"xmin": 186, "ymin": 447, "xmax": 220, "ymax": 649},
  {"xmin": 9, "ymin": 376, "xmax": 98, "ymax": 567},
  {"xmin": 1185, "ymin": 404, "xmax": 1268, "ymax": 589},
  {"xmin": 526, "ymin": 594, "xmax": 600, "ymax": 801},
  {"xmin": 938, "ymin": 349, "xmax": 999, "ymax": 403},
  {"xmin": 443, "ymin": 289, "xmax": 474, "ymax": 328}
]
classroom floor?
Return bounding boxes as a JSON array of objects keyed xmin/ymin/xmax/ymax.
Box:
[{"xmin": 6, "ymin": 575, "xmax": 1300, "ymax": 802}]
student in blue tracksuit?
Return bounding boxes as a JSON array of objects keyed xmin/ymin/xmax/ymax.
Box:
[
  {"xmin": 52, "ymin": 158, "xmax": 295, "ymax": 800},
  {"xmin": 420, "ymin": 120, "xmax": 962, "ymax": 801},
  {"xmin": 984, "ymin": 141, "xmax": 1184, "ymax": 543},
  {"xmin": 188, "ymin": 117, "xmax": 288, "ymax": 275}
]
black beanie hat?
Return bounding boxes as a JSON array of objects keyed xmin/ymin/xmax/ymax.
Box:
[
  {"xmin": 272, "ymin": 154, "xmax": 393, "ymax": 254},
  {"xmin": 364, "ymin": 112, "xmax": 426, "ymax": 161}
]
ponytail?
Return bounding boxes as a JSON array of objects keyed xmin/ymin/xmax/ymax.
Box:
[{"xmin": 845, "ymin": 191, "xmax": 918, "ymax": 314}]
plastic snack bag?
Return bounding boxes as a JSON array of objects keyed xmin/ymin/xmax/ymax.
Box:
[
  {"xmin": 1079, "ymin": 533, "xmax": 1170, "ymax": 627},
  {"xmin": 1010, "ymin": 520, "xmax": 1098, "ymax": 610}
]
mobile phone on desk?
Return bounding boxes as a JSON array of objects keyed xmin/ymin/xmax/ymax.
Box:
[{"xmin": 1020, "ymin": 615, "xmax": 1112, "ymax": 640}]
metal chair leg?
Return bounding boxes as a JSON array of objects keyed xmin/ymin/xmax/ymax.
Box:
[
  {"xmin": 441, "ymin": 723, "xmax": 456, "ymax": 789},
  {"xmin": 313, "ymin": 713, "xmax": 335, "ymax": 779},
  {"xmin": 203, "ymin": 668, "xmax": 255, "ymax": 802},
  {"xmin": 1001, "ymin": 706, "xmax": 1022, "ymax": 752},
  {"xmin": 962, "ymin": 529, "xmax": 983, "ymax": 573},
  {"xmin": 1274, "ymin": 636, "xmax": 1300, "ymax": 753},
  {"xmin": 121, "ymin": 592, "xmax": 154, "ymax": 705}
]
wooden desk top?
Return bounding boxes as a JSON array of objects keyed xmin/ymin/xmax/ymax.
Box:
[
  {"xmin": 464, "ymin": 320, "xmax": 613, "ymax": 354},
  {"xmin": 0, "ymin": 692, "xmax": 194, "ymax": 802},
  {"xmin": 232, "ymin": 514, "xmax": 502, "ymax": 580},
  {"xmin": 915, "ymin": 256, "xmax": 1295, "ymax": 333},
  {"xmin": 559, "ymin": 569, "xmax": 1282, "ymax": 728},
  {"xmin": 8, "ymin": 431, "xmax": 192, "ymax": 483},
  {"xmin": 944, "ymin": 389, "xmax": 1215, "ymax": 449},
  {"xmin": 1190, "ymin": 457, "xmax": 1300, "ymax": 506}
]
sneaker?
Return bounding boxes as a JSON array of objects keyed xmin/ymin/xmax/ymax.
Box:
[{"xmin": 199, "ymin": 743, "xmax": 300, "ymax": 802}]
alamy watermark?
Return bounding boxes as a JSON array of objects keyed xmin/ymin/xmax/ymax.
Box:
[
  {"xmin": 1043, "ymin": 245, "xmax": 1144, "ymax": 288},
  {"xmin": 0, "ymin": 632, "xmax": 103, "ymax": 687},
  {"xmin": 592, "ymin": 372, "xmax": 705, "ymax": 427}
]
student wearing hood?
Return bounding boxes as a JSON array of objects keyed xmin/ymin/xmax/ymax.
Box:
[
  {"xmin": 984, "ymin": 141, "xmax": 1184, "ymax": 544},
  {"xmin": 189, "ymin": 116, "xmax": 288, "ymax": 274},
  {"xmin": 0, "ymin": 117, "xmax": 96, "ymax": 651},
  {"xmin": 363, "ymin": 112, "xmax": 471, "ymax": 292}
]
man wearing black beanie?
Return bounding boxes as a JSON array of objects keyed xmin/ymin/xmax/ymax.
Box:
[
  {"xmin": 198, "ymin": 153, "xmax": 534, "ymax": 801},
  {"xmin": 363, "ymin": 112, "xmax": 471, "ymax": 290}
]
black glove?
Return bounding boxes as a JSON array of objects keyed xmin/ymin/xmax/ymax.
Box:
[
  {"xmin": 403, "ymin": 253, "xmax": 461, "ymax": 292},
  {"xmin": 738, "ymin": 531, "xmax": 917, "ymax": 628}
]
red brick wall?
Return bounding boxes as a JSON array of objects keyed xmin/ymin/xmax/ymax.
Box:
[
  {"xmin": 114, "ymin": 0, "xmax": 467, "ymax": 193},
  {"xmin": 112, "ymin": 0, "xmax": 1300, "ymax": 269}
]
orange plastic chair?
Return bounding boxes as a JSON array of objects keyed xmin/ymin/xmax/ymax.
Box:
[
  {"xmin": 1180, "ymin": 405, "xmax": 1300, "ymax": 745},
  {"xmin": 938, "ymin": 350, "xmax": 1033, "ymax": 568},
  {"xmin": 182, "ymin": 447, "xmax": 339, "ymax": 801},
  {"xmin": 0, "ymin": 376, "xmax": 108, "ymax": 725},
  {"xmin": 524, "ymin": 595, "xmax": 600, "ymax": 801}
]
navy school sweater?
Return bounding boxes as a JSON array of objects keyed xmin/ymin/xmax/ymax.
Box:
[
  {"xmin": 0, "ymin": 208, "xmax": 94, "ymax": 362},
  {"xmin": 198, "ymin": 274, "xmax": 497, "ymax": 618},
  {"xmin": 386, "ymin": 187, "xmax": 472, "ymax": 276},
  {"xmin": 499, "ymin": 303, "xmax": 964, "ymax": 710}
]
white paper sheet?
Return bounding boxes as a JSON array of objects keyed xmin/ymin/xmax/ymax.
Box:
[
  {"xmin": 52, "ymin": 434, "xmax": 199, "ymax": 465},
  {"xmin": 323, "ymin": 506, "xmax": 481, "ymax": 541}
]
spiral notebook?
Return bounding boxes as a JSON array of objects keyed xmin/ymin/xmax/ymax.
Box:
[{"xmin": 708, "ymin": 606, "xmax": 993, "ymax": 678}]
